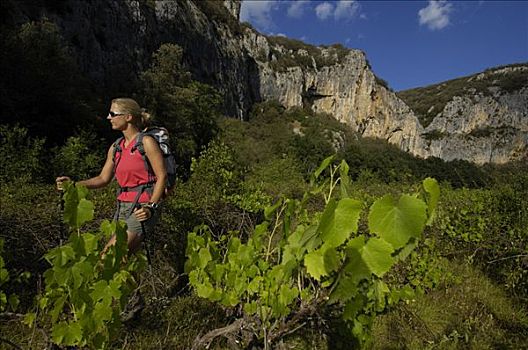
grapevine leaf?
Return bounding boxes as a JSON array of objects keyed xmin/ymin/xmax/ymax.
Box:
[
  {"xmin": 212, "ymin": 264, "xmax": 225, "ymax": 282},
  {"xmin": 237, "ymin": 245, "xmax": 255, "ymax": 267},
  {"xmin": 343, "ymin": 295, "xmax": 365, "ymax": 321},
  {"xmin": 0, "ymin": 292, "xmax": 6, "ymax": 308},
  {"xmin": 361, "ymin": 238, "xmax": 394, "ymax": 277},
  {"xmin": 76, "ymin": 198, "xmax": 94, "ymax": 227},
  {"xmin": 82, "ymin": 233, "xmax": 98, "ymax": 254},
  {"xmin": 304, "ymin": 249, "xmax": 326, "ymax": 280},
  {"xmin": 56, "ymin": 246, "xmax": 75, "ymax": 267},
  {"xmin": 224, "ymin": 291, "xmax": 240, "ymax": 307},
  {"xmin": 53, "ymin": 266, "xmax": 71, "ymax": 286},
  {"xmin": 344, "ymin": 236, "xmax": 370, "ymax": 283},
  {"xmin": 8, "ymin": 294, "xmax": 19, "ymax": 311},
  {"xmin": 423, "ymin": 177, "xmax": 440, "ymax": 225},
  {"xmin": 198, "ymin": 247, "xmax": 212, "ymax": 269},
  {"xmin": 244, "ymin": 301, "xmax": 258, "ymax": 315},
  {"xmin": 64, "ymin": 321, "xmax": 83, "ymax": 346},
  {"xmin": 0, "ymin": 268, "xmax": 9, "ymax": 284},
  {"xmin": 50, "ymin": 295, "xmax": 67, "ymax": 323},
  {"xmin": 108, "ymin": 279, "xmax": 122, "ymax": 300},
  {"xmin": 23, "ymin": 312, "xmax": 36, "ymax": 327},
  {"xmin": 321, "ymin": 198, "xmax": 362, "ymax": 248},
  {"xmin": 252, "ymin": 222, "xmax": 268, "ymax": 251},
  {"xmin": 339, "ymin": 160, "xmax": 351, "ymax": 199},
  {"xmin": 264, "ymin": 199, "xmax": 283, "ymax": 220},
  {"xmin": 394, "ymin": 238, "xmax": 418, "ymax": 262},
  {"xmin": 71, "ymin": 263, "xmax": 83, "ymax": 290},
  {"xmin": 51, "ymin": 321, "xmax": 68, "ymax": 345},
  {"xmin": 93, "ymin": 299, "xmax": 113, "ymax": 322},
  {"xmin": 329, "ymin": 274, "xmax": 358, "ymax": 303},
  {"xmin": 368, "ymin": 194, "xmax": 427, "ymax": 250},
  {"xmin": 90, "ymin": 280, "xmax": 108, "ymax": 302},
  {"xmin": 278, "ymin": 285, "xmax": 299, "ymax": 312},
  {"xmin": 227, "ymin": 237, "xmax": 241, "ymax": 255},
  {"xmin": 324, "ymin": 246, "xmax": 341, "ymax": 274},
  {"xmin": 100, "ymin": 219, "xmax": 115, "ymax": 239},
  {"xmin": 63, "ymin": 184, "xmax": 93, "ymax": 228},
  {"xmin": 317, "ymin": 199, "xmax": 337, "ymax": 239},
  {"xmin": 301, "ymin": 226, "xmax": 320, "ymax": 252},
  {"xmin": 312, "ymin": 155, "xmax": 334, "ymax": 181}
]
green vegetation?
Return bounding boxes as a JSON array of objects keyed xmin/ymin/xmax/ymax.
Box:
[
  {"xmin": 397, "ymin": 63, "xmax": 528, "ymax": 127},
  {"xmin": 24, "ymin": 183, "xmax": 146, "ymax": 349},
  {"xmin": 192, "ymin": 0, "xmax": 245, "ymax": 36},
  {"xmin": 0, "ymin": 20, "xmax": 100, "ymax": 145},
  {"xmin": 186, "ymin": 162, "xmax": 439, "ymax": 348},
  {"xmin": 266, "ymin": 36, "xmax": 350, "ymax": 72},
  {"xmin": 140, "ymin": 43, "xmax": 222, "ymax": 178},
  {"xmin": 2, "ymin": 106, "xmax": 526, "ymax": 348}
]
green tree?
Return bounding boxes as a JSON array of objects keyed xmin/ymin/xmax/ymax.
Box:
[
  {"xmin": 0, "ymin": 124, "xmax": 46, "ymax": 183},
  {"xmin": 0, "ymin": 20, "xmax": 96, "ymax": 145},
  {"xmin": 140, "ymin": 44, "xmax": 222, "ymax": 177}
]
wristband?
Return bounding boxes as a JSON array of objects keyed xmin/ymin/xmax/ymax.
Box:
[{"xmin": 145, "ymin": 202, "xmax": 159, "ymax": 212}]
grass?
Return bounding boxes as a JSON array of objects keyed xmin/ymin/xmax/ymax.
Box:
[{"xmin": 371, "ymin": 260, "xmax": 528, "ymax": 350}]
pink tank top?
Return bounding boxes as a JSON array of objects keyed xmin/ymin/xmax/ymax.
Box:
[{"xmin": 114, "ymin": 137, "xmax": 155, "ymax": 203}]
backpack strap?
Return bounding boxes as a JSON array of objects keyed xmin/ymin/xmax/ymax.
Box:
[
  {"xmin": 112, "ymin": 136, "xmax": 124, "ymax": 175},
  {"xmin": 132, "ymin": 132, "xmax": 155, "ymax": 183}
]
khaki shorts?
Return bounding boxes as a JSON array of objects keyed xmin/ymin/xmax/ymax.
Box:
[{"xmin": 115, "ymin": 201, "xmax": 161, "ymax": 237}]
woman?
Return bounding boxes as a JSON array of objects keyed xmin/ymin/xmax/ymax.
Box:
[{"xmin": 56, "ymin": 98, "xmax": 167, "ymax": 254}]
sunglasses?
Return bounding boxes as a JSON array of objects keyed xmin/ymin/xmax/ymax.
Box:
[{"xmin": 108, "ymin": 111, "xmax": 127, "ymax": 118}]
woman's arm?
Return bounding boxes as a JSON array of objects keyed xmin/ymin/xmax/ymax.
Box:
[{"xmin": 56, "ymin": 145, "xmax": 115, "ymax": 190}]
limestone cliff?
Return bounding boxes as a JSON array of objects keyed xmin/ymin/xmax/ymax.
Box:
[
  {"xmin": 241, "ymin": 32, "xmax": 425, "ymax": 155},
  {"xmin": 242, "ymin": 26, "xmax": 527, "ymax": 164},
  {"xmin": 4, "ymin": 0, "xmax": 526, "ymax": 164},
  {"xmin": 399, "ymin": 65, "xmax": 528, "ymax": 164}
]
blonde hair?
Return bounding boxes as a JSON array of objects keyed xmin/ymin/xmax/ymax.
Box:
[{"xmin": 111, "ymin": 97, "xmax": 153, "ymax": 129}]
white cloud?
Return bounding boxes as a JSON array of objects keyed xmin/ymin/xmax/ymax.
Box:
[
  {"xmin": 315, "ymin": 2, "xmax": 334, "ymax": 20},
  {"xmin": 418, "ymin": 0, "xmax": 453, "ymax": 30},
  {"xmin": 315, "ymin": 1, "xmax": 361, "ymax": 22},
  {"xmin": 287, "ymin": 0, "xmax": 309, "ymax": 19},
  {"xmin": 334, "ymin": 0, "xmax": 360, "ymax": 21},
  {"xmin": 240, "ymin": 1, "xmax": 277, "ymax": 30}
]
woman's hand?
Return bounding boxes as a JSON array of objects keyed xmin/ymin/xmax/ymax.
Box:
[
  {"xmin": 133, "ymin": 206, "xmax": 152, "ymax": 222},
  {"xmin": 55, "ymin": 176, "xmax": 72, "ymax": 191}
]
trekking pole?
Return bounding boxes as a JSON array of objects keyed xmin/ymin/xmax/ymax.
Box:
[
  {"xmin": 140, "ymin": 221, "xmax": 152, "ymax": 266},
  {"xmin": 140, "ymin": 213, "xmax": 157, "ymax": 298},
  {"xmin": 57, "ymin": 187, "xmax": 67, "ymax": 244}
]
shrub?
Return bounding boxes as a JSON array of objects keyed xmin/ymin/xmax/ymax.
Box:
[
  {"xmin": 51, "ymin": 129, "xmax": 106, "ymax": 181},
  {"xmin": 267, "ymin": 36, "xmax": 350, "ymax": 72},
  {"xmin": 140, "ymin": 43, "xmax": 222, "ymax": 178},
  {"xmin": 0, "ymin": 124, "xmax": 46, "ymax": 183},
  {"xmin": 0, "ymin": 20, "xmax": 96, "ymax": 144}
]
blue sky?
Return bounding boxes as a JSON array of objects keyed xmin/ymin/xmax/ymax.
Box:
[{"xmin": 240, "ymin": 0, "xmax": 528, "ymax": 91}]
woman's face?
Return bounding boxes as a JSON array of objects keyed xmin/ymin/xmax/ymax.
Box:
[{"xmin": 107, "ymin": 103, "xmax": 129, "ymax": 130}]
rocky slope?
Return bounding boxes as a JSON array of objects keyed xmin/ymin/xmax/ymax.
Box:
[
  {"xmin": 4, "ymin": 0, "xmax": 526, "ymax": 164},
  {"xmin": 399, "ymin": 65, "xmax": 528, "ymax": 163}
]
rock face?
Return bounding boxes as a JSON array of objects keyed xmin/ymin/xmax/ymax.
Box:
[
  {"xmin": 401, "ymin": 66, "xmax": 528, "ymax": 164},
  {"xmin": 5, "ymin": 0, "xmax": 526, "ymax": 164},
  {"xmin": 241, "ymin": 31, "xmax": 425, "ymax": 154},
  {"xmin": 5, "ymin": 0, "xmax": 259, "ymax": 118}
]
